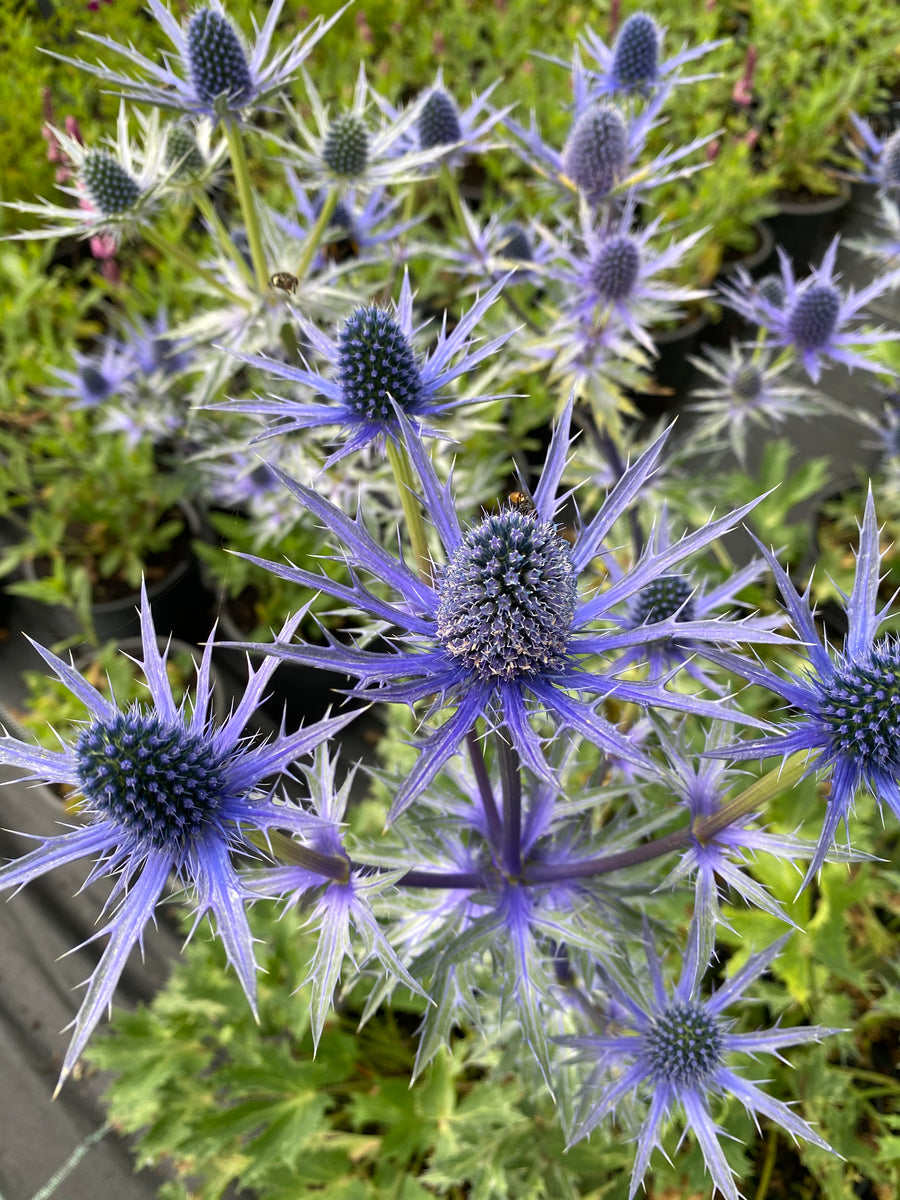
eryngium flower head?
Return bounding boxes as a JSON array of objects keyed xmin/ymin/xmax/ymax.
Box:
[
  {"xmin": 590, "ymin": 233, "xmax": 642, "ymax": 300},
  {"xmin": 417, "ymin": 88, "xmax": 462, "ymax": 148},
  {"xmin": 689, "ymin": 344, "xmax": 829, "ymax": 465},
  {"xmin": 165, "ymin": 123, "xmax": 207, "ymax": 180},
  {"xmin": 48, "ymin": 0, "xmax": 348, "ymax": 125},
  {"xmin": 506, "ymin": 85, "xmax": 713, "ymax": 207},
  {"xmin": 3, "ymin": 104, "xmax": 166, "ymax": 245},
  {"xmin": 81, "ymin": 149, "xmax": 141, "ymax": 215},
  {"xmin": 848, "ymin": 114, "xmax": 900, "ymax": 192},
  {"xmin": 573, "ymin": 12, "xmax": 725, "ymax": 98},
  {"xmin": 436, "ymin": 509, "xmax": 578, "ymax": 680},
  {"xmin": 213, "ymin": 270, "xmax": 512, "ymax": 465},
  {"xmin": 562, "ymin": 928, "xmax": 836, "ymax": 1200},
  {"xmin": 323, "ymin": 112, "xmax": 370, "ymax": 177},
  {"xmin": 611, "ymin": 13, "xmax": 660, "ymax": 91},
  {"xmin": 229, "ymin": 402, "xmax": 779, "ymax": 819},
  {"xmin": 562, "ymin": 103, "xmax": 629, "ymax": 200},
  {"xmin": 718, "ymin": 237, "xmax": 900, "ymax": 382},
  {"xmin": 0, "ymin": 585, "xmax": 358, "ymax": 1091},
  {"xmin": 629, "ymin": 573, "xmax": 694, "ymax": 625},
  {"xmin": 336, "ymin": 306, "xmax": 423, "ymax": 420},
  {"xmin": 708, "ymin": 490, "xmax": 900, "ymax": 886},
  {"xmin": 498, "ymin": 222, "xmax": 533, "ymax": 262},
  {"xmin": 186, "ymin": 7, "xmax": 252, "ymax": 108}
]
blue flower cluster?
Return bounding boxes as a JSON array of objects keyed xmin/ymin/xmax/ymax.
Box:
[{"xmin": 4, "ymin": 4, "xmax": 900, "ymax": 1197}]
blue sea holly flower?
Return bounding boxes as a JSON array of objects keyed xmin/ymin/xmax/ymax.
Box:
[
  {"xmin": 213, "ymin": 270, "xmax": 513, "ymax": 465},
  {"xmin": 0, "ymin": 585, "xmax": 360, "ymax": 1092},
  {"xmin": 5, "ymin": 104, "xmax": 167, "ymax": 244},
  {"xmin": 47, "ymin": 338, "xmax": 137, "ymax": 410},
  {"xmin": 561, "ymin": 927, "xmax": 836, "ymax": 1199},
  {"xmin": 230, "ymin": 402, "xmax": 780, "ymax": 819},
  {"xmin": 577, "ymin": 12, "xmax": 725, "ymax": 97},
  {"xmin": 688, "ymin": 344, "xmax": 830, "ymax": 466},
  {"xmin": 706, "ymin": 491, "xmax": 900, "ymax": 888},
  {"xmin": 371, "ymin": 69, "xmax": 511, "ymax": 168},
  {"xmin": 506, "ymin": 83, "xmax": 714, "ymax": 208},
  {"xmin": 601, "ymin": 508, "xmax": 778, "ymax": 689},
  {"xmin": 718, "ymin": 237, "xmax": 900, "ymax": 383},
  {"xmin": 848, "ymin": 113, "xmax": 900, "ymax": 192},
  {"xmin": 48, "ymin": 0, "xmax": 349, "ymax": 125},
  {"xmin": 538, "ymin": 196, "xmax": 708, "ymax": 353},
  {"xmin": 246, "ymin": 747, "xmax": 426, "ymax": 1049},
  {"xmin": 287, "ymin": 65, "xmax": 445, "ymax": 194}
]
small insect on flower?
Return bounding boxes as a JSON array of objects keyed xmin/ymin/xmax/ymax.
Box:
[
  {"xmin": 507, "ymin": 491, "xmax": 537, "ymax": 517},
  {"xmin": 269, "ymin": 271, "xmax": 299, "ymax": 294}
]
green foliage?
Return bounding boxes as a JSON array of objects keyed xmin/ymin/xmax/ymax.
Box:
[{"xmin": 88, "ymin": 901, "xmax": 631, "ymax": 1200}]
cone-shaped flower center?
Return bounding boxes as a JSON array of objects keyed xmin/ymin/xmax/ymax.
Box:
[
  {"xmin": 418, "ymin": 89, "xmax": 462, "ymax": 149},
  {"xmin": 81, "ymin": 151, "xmax": 141, "ymax": 216},
  {"xmin": 81, "ymin": 365, "xmax": 115, "ymax": 401},
  {"xmin": 336, "ymin": 306, "xmax": 424, "ymax": 421},
  {"xmin": 75, "ymin": 713, "xmax": 226, "ymax": 852},
  {"xmin": 498, "ymin": 222, "xmax": 533, "ymax": 263},
  {"xmin": 437, "ymin": 508, "xmax": 577, "ymax": 681},
  {"xmin": 612, "ymin": 13, "xmax": 661, "ymax": 90},
  {"xmin": 631, "ymin": 574, "xmax": 694, "ymax": 625},
  {"xmin": 186, "ymin": 8, "xmax": 253, "ymax": 107},
  {"xmin": 165, "ymin": 124, "xmax": 206, "ymax": 180},
  {"xmin": 881, "ymin": 130, "xmax": 900, "ymax": 191},
  {"xmin": 758, "ymin": 274, "xmax": 786, "ymax": 309},
  {"xmin": 323, "ymin": 113, "xmax": 370, "ymax": 178},
  {"xmin": 562, "ymin": 104, "xmax": 629, "ymax": 200},
  {"xmin": 646, "ymin": 1001, "xmax": 723, "ymax": 1086},
  {"xmin": 731, "ymin": 362, "xmax": 765, "ymax": 402},
  {"xmin": 591, "ymin": 234, "xmax": 642, "ymax": 301},
  {"xmin": 787, "ymin": 284, "xmax": 841, "ymax": 350},
  {"xmin": 817, "ymin": 639, "xmax": 900, "ymax": 771}
]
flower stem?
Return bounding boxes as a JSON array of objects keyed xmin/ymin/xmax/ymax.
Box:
[
  {"xmin": 525, "ymin": 751, "xmax": 809, "ymax": 885},
  {"xmin": 294, "ymin": 187, "xmax": 339, "ymax": 280},
  {"xmin": 194, "ymin": 188, "xmax": 256, "ymax": 290},
  {"xmin": 142, "ymin": 226, "xmax": 248, "ymax": 306},
  {"xmin": 248, "ymin": 831, "xmax": 350, "ymax": 883},
  {"xmin": 385, "ymin": 436, "xmax": 434, "ymax": 586},
  {"xmin": 223, "ymin": 118, "xmax": 268, "ymax": 291},
  {"xmin": 466, "ymin": 729, "xmax": 504, "ymax": 852},
  {"xmin": 498, "ymin": 735, "xmax": 523, "ymax": 875}
]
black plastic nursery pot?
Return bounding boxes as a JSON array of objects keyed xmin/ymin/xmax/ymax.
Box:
[
  {"xmin": 212, "ymin": 588, "xmax": 361, "ymax": 729},
  {"xmin": 764, "ymin": 179, "xmax": 852, "ymax": 275},
  {"xmin": 11, "ymin": 501, "xmax": 215, "ymax": 646}
]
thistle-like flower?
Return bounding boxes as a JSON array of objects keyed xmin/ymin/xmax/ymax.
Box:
[
  {"xmin": 228, "ymin": 402, "xmax": 779, "ymax": 819},
  {"xmin": 848, "ymin": 113, "xmax": 900, "ymax": 192},
  {"xmin": 506, "ymin": 81, "xmax": 713, "ymax": 207},
  {"xmin": 5, "ymin": 104, "xmax": 167, "ymax": 244},
  {"xmin": 48, "ymin": 0, "xmax": 348, "ymax": 125},
  {"xmin": 718, "ymin": 237, "xmax": 900, "ymax": 383},
  {"xmin": 0, "ymin": 586, "xmax": 359, "ymax": 1091},
  {"xmin": 285, "ymin": 65, "xmax": 443, "ymax": 194},
  {"xmin": 371, "ymin": 69, "xmax": 510, "ymax": 167},
  {"xmin": 538, "ymin": 195, "xmax": 708, "ymax": 352},
  {"xmin": 561, "ymin": 927, "xmax": 836, "ymax": 1199},
  {"xmin": 576, "ymin": 12, "xmax": 725, "ymax": 98},
  {"xmin": 213, "ymin": 270, "xmax": 512, "ymax": 465},
  {"xmin": 688, "ymin": 344, "xmax": 831, "ymax": 465},
  {"xmin": 246, "ymin": 747, "xmax": 424, "ymax": 1049},
  {"xmin": 707, "ymin": 491, "xmax": 900, "ymax": 887}
]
